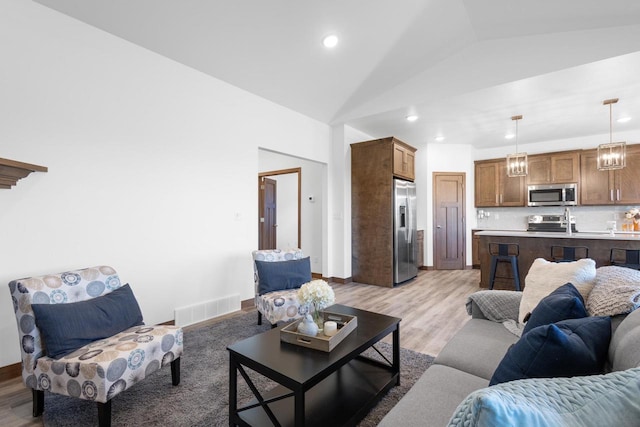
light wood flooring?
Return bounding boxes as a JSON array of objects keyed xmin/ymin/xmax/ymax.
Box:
[
  {"xmin": 333, "ymin": 269, "xmax": 480, "ymax": 356},
  {"xmin": 0, "ymin": 269, "xmax": 480, "ymax": 426}
]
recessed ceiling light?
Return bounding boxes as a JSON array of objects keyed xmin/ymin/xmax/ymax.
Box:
[
  {"xmin": 434, "ymin": 135, "xmax": 445, "ymax": 142},
  {"xmin": 617, "ymin": 117, "xmax": 632, "ymax": 123},
  {"xmin": 406, "ymin": 115, "xmax": 418, "ymax": 122},
  {"xmin": 322, "ymin": 35, "xmax": 338, "ymax": 48},
  {"xmin": 505, "ymin": 133, "xmax": 515, "ymax": 140}
]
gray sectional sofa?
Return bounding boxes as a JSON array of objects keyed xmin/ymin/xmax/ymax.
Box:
[{"xmin": 379, "ymin": 289, "xmax": 640, "ymax": 426}]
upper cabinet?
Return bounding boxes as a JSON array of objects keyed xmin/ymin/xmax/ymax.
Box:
[
  {"xmin": 475, "ymin": 159, "xmax": 525, "ymax": 207},
  {"xmin": 392, "ymin": 140, "xmax": 416, "ymax": 181},
  {"xmin": 580, "ymin": 144, "xmax": 640, "ymax": 205},
  {"xmin": 527, "ymin": 151, "xmax": 580, "ymax": 185}
]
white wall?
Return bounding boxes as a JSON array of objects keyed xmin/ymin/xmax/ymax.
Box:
[
  {"xmin": 328, "ymin": 125, "xmax": 375, "ymax": 279},
  {"xmin": 0, "ymin": 0, "xmax": 331, "ymax": 367}
]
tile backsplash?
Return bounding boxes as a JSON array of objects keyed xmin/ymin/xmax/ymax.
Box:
[{"xmin": 475, "ymin": 205, "xmax": 636, "ymax": 232}]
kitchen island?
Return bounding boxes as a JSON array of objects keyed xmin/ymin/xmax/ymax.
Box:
[{"xmin": 476, "ymin": 230, "xmax": 640, "ymax": 290}]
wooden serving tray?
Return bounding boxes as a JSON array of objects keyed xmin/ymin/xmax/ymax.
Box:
[{"xmin": 280, "ymin": 311, "xmax": 357, "ymax": 352}]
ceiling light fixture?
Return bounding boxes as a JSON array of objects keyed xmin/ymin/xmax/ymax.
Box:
[
  {"xmin": 506, "ymin": 115, "xmax": 527, "ymax": 177},
  {"xmin": 504, "ymin": 133, "xmax": 515, "ymax": 140},
  {"xmin": 597, "ymin": 98, "xmax": 626, "ymax": 171},
  {"xmin": 406, "ymin": 115, "xmax": 418, "ymax": 122},
  {"xmin": 434, "ymin": 135, "xmax": 445, "ymax": 142},
  {"xmin": 322, "ymin": 34, "xmax": 338, "ymax": 48},
  {"xmin": 617, "ymin": 117, "xmax": 632, "ymax": 123}
]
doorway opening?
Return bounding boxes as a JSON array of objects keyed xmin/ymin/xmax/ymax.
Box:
[
  {"xmin": 433, "ymin": 172, "xmax": 466, "ymax": 270},
  {"xmin": 258, "ymin": 167, "xmax": 301, "ymax": 250}
]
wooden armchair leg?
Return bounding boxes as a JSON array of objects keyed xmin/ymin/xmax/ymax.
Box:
[
  {"xmin": 32, "ymin": 389, "xmax": 44, "ymax": 417},
  {"xmin": 171, "ymin": 357, "xmax": 181, "ymax": 386},
  {"xmin": 97, "ymin": 400, "xmax": 112, "ymax": 427},
  {"xmin": 257, "ymin": 311, "xmax": 262, "ymax": 325}
]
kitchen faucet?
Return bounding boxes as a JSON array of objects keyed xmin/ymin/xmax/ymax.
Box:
[{"xmin": 564, "ymin": 207, "xmax": 572, "ymax": 235}]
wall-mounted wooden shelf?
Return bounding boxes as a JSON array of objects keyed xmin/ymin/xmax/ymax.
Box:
[{"xmin": 0, "ymin": 157, "xmax": 48, "ymax": 189}]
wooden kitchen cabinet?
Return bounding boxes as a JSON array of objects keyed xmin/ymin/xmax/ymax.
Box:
[
  {"xmin": 472, "ymin": 229, "xmax": 481, "ymax": 269},
  {"xmin": 527, "ymin": 151, "xmax": 580, "ymax": 185},
  {"xmin": 474, "ymin": 159, "xmax": 525, "ymax": 207},
  {"xmin": 392, "ymin": 140, "xmax": 416, "ymax": 181},
  {"xmin": 580, "ymin": 144, "xmax": 640, "ymax": 205},
  {"xmin": 351, "ymin": 137, "xmax": 418, "ymax": 287}
]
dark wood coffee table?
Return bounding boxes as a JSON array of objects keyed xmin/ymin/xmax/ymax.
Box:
[{"xmin": 227, "ymin": 304, "xmax": 401, "ymax": 427}]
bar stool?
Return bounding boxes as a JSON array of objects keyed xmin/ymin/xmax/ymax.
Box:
[
  {"xmin": 550, "ymin": 245, "xmax": 589, "ymax": 263},
  {"xmin": 488, "ymin": 243, "xmax": 521, "ymax": 291},
  {"xmin": 610, "ymin": 248, "xmax": 640, "ymax": 270}
]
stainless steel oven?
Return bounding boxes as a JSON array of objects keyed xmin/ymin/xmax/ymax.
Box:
[{"xmin": 527, "ymin": 183, "xmax": 578, "ymax": 207}]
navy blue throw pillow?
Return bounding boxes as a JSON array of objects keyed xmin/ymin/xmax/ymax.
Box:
[
  {"xmin": 490, "ymin": 316, "xmax": 612, "ymax": 386},
  {"xmin": 32, "ymin": 284, "xmax": 144, "ymax": 359},
  {"xmin": 255, "ymin": 257, "xmax": 311, "ymax": 295},
  {"xmin": 522, "ymin": 283, "xmax": 588, "ymax": 335}
]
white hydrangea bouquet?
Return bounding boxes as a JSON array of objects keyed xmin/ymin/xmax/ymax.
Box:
[
  {"xmin": 625, "ymin": 208, "xmax": 640, "ymax": 220},
  {"xmin": 624, "ymin": 208, "xmax": 640, "ymax": 231},
  {"xmin": 297, "ymin": 279, "xmax": 335, "ymax": 327}
]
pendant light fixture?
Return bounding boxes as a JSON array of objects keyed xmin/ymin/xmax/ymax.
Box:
[
  {"xmin": 597, "ymin": 98, "xmax": 626, "ymax": 170},
  {"xmin": 506, "ymin": 115, "xmax": 527, "ymax": 177}
]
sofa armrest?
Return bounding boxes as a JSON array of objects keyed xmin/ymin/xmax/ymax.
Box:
[{"xmin": 466, "ymin": 290, "xmax": 522, "ymax": 322}]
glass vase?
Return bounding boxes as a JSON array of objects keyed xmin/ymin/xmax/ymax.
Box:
[{"xmin": 312, "ymin": 303, "xmax": 324, "ymax": 330}]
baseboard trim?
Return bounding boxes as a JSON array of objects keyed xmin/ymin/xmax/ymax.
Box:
[
  {"xmin": 421, "ymin": 266, "xmax": 475, "ymax": 271},
  {"xmin": 329, "ymin": 276, "xmax": 352, "ymax": 284},
  {"xmin": 241, "ymin": 298, "xmax": 255, "ymax": 310},
  {"xmin": 0, "ymin": 362, "xmax": 22, "ymax": 382}
]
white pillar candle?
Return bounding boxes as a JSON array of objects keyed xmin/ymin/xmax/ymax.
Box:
[{"xmin": 323, "ymin": 321, "xmax": 338, "ymax": 337}]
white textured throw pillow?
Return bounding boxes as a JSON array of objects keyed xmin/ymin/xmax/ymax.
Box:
[
  {"xmin": 587, "ymin": 266, "xmax": 640, "ymax": 317},
  {"xmin": 519, "ymin": 258, "xmax": 596, "ymax": 324}
]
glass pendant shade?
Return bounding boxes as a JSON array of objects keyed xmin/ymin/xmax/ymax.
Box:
[
  {"xmin": 597, "ymin": 141, "xmax": 626, "ymax": 170},
  {"xmin": 506, "ymin": 115, "xmax": 527, "ymax": 177},
  {"xmin": 506, "ymin": 152, "xmax": 528, "ymax": 177},
  {"xmin": 597, "ymin": 98, "xmax": 626, "ymax": 171}
]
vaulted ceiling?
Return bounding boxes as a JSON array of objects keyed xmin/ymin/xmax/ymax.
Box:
[{"xmin": 35, "ymin": 0, "xmax": 640, "ymax": 150}]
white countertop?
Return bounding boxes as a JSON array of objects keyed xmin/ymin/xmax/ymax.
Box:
[{"xmin": 475, "ymin": 229, "xmax": 640, "ymax": 241}]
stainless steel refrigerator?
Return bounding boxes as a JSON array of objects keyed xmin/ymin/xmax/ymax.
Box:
[{"xmin": 394, "ymin": 178, "xmax": 418, "ymax": 284}]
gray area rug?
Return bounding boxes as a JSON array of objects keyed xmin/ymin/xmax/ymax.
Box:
[{"xmin": 42, "ymin": 311, "xmax": 434, "ymax": 426}]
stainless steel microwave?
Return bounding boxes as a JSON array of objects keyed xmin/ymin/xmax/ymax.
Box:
[{"xmin": 527, "ymin": 183, "xmax": 578, "ymax": 207}]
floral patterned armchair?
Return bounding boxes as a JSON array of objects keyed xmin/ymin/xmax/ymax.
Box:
[
  {"xmin": 8, "ymin": 265, "xmax": 183, "ymax": 427},
  {"xmin": 252, "ymin": 249, "xmax": 311, "ymax": 326}
]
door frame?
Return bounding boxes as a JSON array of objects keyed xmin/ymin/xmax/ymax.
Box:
[
  {"xmin": 258, "ymin": 177, "xmax": 277, "ymax": 250},
  {"xmin": 432, "ymin": 172, "xmax": 466, "ymax": 270},
  {"xmin": 258, "ymin": 167, "xmax": 302, "ymax": 249}
]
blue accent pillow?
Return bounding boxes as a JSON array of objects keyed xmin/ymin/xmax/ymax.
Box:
[
  {"xmin": 31, "ymin": 284, "xmax": 144, "ymax": 359},
  {"xmin": 490, "ymin": 316, "xmax": 612, "ymax": 386},
  {"xmin": 255, "ymin": 257, "xmax": 311, "ymax": 295},
  {"xmin": 522, "ymin": 283, "xmax": 588, "ymax": 335}
]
